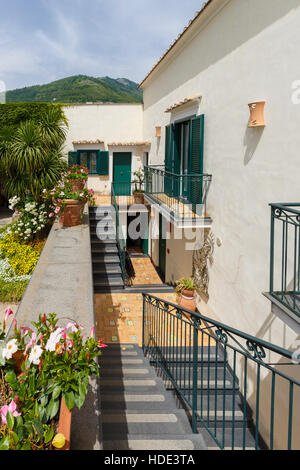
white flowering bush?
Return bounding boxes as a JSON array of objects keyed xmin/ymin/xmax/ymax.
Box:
[{"xmin": 9, "ymin": 196, "xmax": 55, "ymax": 241}]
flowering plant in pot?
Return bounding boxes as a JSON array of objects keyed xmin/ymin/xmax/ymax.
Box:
[
  {"xmin": 43, "ymin": 184, "xmax": 95, "ymax": 228},
  {"xmin": 133, "ymin": 169, "xmax": 145, "ymax": 204},
  {"xmin": 0, "ymin": 309, "xmax": 106, "ymax": 450},
  {"xmin": 65, "ymin": 165, "xmax": 89, "ymax": 192},
  {"xmin": 175, "ymin": 277, "xmax": 200, "ymax": 314}
]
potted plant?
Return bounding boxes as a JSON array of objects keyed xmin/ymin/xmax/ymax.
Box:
[
  {"xmin": 0, "ymin": 310, "xmax": 106, "ymax": 450},
  {"xmin": 45, "ymin": 184, "xmax": 95, "ymax": 228},
  {"xmin": 175, "ymin": 277, "xmax": 200, "ymax": 314},
  {"xmin": 65, "ymin": 165, "xmax": 89, "ymax": 192},
  {"xmin": 133, "ymin": 168, "xmax": 145, "ymax": 204}
]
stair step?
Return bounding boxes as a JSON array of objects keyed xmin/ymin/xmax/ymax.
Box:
[
  {"xmin": 147, "ymin": 346, "xmax": 225, "ymax": 363},
  {"xmin": 103, "ymin": 434, "xmax": 207, "ymax": 450},
  {"xmin": 94, "ymin": 277, "xmax": 124, "ymax": 287},
  {"xmin": 101, "ymin": 368, "xmax": 151, "ymax": 376},
  {"xmin": 99, "ymin": 378, "xmax": 167, "ymax": 393},
  {"xmin": 93, "ymin": 266, "xmax": 122, "ymax": 275},
  {"xmin": 100, "ymin": 392, "xmax": 178, "ymax": 411},
  {"xmin": 91, "ymin": 246, "xmax": 118, "ymax": 254},
  {"xmin": 201, "ymin": 426, "xmax": 265, "ymax": 450},
  {"xmin": 91, "ymin": 238, "xmax": 117, "ymax": 246},
  {"xmin": 164, "ymin": 378, "xmax": 234, "ymax": 390},
  {"xmin": 92, "ymin": 254, "xmax": 120, "ymax": 263},
  {"xmin": 101, "ymin": 410, "xmax": 193, "ymax": 436}
]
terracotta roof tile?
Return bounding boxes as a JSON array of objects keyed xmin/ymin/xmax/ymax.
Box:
[
  {"xmin": 165, "ymin": 95, "xmax": 201, "ymax": 113},
  {"xmin": 72, "ymin": 139, "xmax": 104, "ymax": 145}
]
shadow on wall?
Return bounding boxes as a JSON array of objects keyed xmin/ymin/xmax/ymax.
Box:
[{"xmin": 243, "ymin": 125, "xmax": 265, "ymax": 166}]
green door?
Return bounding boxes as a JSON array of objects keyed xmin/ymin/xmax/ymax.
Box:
[
  {"xmin": 159, "ymin": 214, "xmax": 166, "ymax": 282},
  {"xmin": 113, "ymin": 153, "xmax": 132, "ymax": 196}
]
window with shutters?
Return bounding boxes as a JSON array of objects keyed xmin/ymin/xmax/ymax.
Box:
[
  {"xmin": 68, "ymin": 150, "xmax": 109, "ymax": 176},
  {"xmin": 164, "ymin": 114, "xmax": 204, "ymax": 205}
]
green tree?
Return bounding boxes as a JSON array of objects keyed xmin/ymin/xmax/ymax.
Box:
[{"xmin": 0, "ymin": 107, "xmax": 68, "ymax": 199}]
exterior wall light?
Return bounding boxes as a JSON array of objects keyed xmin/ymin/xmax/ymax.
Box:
[
  {"xmin": 155, "ymin": 126, "xmax": 161, "ymax": 138},
  {"xmin": 248, "ymin": 101, "xmax": 266, "ymax": 127}
]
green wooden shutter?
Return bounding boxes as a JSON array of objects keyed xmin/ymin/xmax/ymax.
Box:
[
  {"xmin": 68, "ymin": 151, "xmax": 78, "ymax": 166},
  {"xmin": 164, "ymin": 125, "xmax": 173, "ymax": 196},
  {"xmin": 98, "ymin": 151, "xmax": 109, "ymax": 175},
  {"xmin": 189, "ymin": 114, "xmax": 205, "ymax": 208},
  {"xmin": 173, "ymin": 123, "xmax": 181, "ymax": 197}
]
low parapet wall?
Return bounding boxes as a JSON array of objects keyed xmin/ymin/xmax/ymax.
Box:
[{"xmin": 11, "ymin": 214, "xmax": 102, "ymax": 450}]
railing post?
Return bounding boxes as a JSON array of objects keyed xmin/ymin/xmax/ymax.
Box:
[
  {"xmin": 142, "ymin": 294, "xmax": 146, "ymax": 354},
  {"xmin": 192, "ymin": 318, "xmax": 199, "ymax": 433},
  {"xmin": 270, "ymin": 205, "xmax": 275, "ymax": 294}
]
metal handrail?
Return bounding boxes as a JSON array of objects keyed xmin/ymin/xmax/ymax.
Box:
[
  {"xmin": 269, "ymin": 203, "xmax": 300, "ymax": 317},
  {"xmin": 111, "ymin": 184, "xmax": 126, "ymax": 284},
  {"xmin": 144, "ymin": 165, "xmax": 212, "ymax": 220},
  {"xmin": 142, "ymin": 293, "xmax": 300, "ymax": 450}
]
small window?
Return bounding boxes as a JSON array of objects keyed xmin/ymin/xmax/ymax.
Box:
[{"xmin": 78, "ymin": 150, "xmax": 98, "ymax": 174}]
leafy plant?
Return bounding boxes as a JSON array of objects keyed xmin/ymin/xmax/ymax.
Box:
[
  {"xmin": 0, "ymin": 105, "xmax": 68, "ymax": 199},
  {"xmin": 133, "ymin": 168, "xmax": 145, "ymax": 194},
  {"xmin": 65, "ymin": 165, "xmax": 89, "ymax": 182},
  {"xmin": 175, "ymin": 277, "xmax": 200, "ymax": 293},
  {"xmin": 0, "ymin": 313, "xmax": 106, "ymax": 450}
]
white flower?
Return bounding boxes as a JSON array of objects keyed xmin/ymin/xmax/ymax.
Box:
[
  {"xmin": 2, "ymin": 339, "xmax": 18, "ymax": 360},
  {"xmin": 45, "ymin": 329, "xmax": 63, "ymax": 352},
  {"xmin": 28, "ymin": 345, "xmax": 43, "ymax": 365}
]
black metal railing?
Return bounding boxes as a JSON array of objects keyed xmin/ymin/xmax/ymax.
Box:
[
  {"xmin": 144, "ymin": 165, "xmax": 212, "ymax": 219},
  {"xmin": 269, "ymin": 203, "xmax": 300, "ymax": 317},
  {"xmin": 111, "ymin": 184, "xmax": 126, "ymax": 284},
  {"xmin": 142, "ymin": 293, "xmax": 300, "ymax": 450}
]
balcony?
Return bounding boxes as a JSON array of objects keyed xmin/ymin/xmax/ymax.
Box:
[
  {"xmin": 265, "ymin": 203, "xmax": 300, "ymax": 321},
  {"xmin": 144, "ymin": 165, "xmax": 212, "ymax": 227}
]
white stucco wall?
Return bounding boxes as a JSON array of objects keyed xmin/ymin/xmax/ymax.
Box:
[
  {"xmin": 63, "ymin": 104, "xmax": 145, "ymax": 193},
  {"xmin": 141, "ymin": 0, "xmax": 300, "ymax": 448}
]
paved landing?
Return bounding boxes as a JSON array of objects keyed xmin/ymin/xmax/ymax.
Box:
[{"xmin": 95, "ymin": 292, "xmax": 177, "ymax": 346}]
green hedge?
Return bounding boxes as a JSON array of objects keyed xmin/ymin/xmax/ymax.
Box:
[{"xmin": 0, "ymin": 102, "xmax": 65, "ymax": 129}]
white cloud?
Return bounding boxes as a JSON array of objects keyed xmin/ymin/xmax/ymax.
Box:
[{"xmin": 0, "ymin": 0, "xmax": 206, "ymax": 89}]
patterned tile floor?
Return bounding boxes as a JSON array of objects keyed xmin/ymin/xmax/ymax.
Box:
[
  {"xmin": 95, "ymin": 292, "xmax": 177, "ymax": 347},
  {"xmin": 130, "ymin": 258, "xmax": 162, "ymax": 285}
]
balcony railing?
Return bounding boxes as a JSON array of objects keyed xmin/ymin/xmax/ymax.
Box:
[
  {"xmin": 269, "ymin": 203, "xmax": 300, "ymax": 317},
  {"xmin": 111, "ymin": 183, "xmax": 126, "ymax": 284},
  {"xmin": 144, "ymin": 165, "xmax": 212, "ymax": 221},
  {"xmin": 143, "ymin": 293, "xmax": 300, "ymax": 450}
]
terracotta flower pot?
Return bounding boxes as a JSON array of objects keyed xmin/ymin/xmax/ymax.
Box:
[
  {"xmin": 56, "ymin": 398, "xmax": 72, "ymax": 451},
  {"xmin": 178, "ymin": 289, "xmax": 197, "ymax": 314},
  {"xmin": 13, "ymin": 350, "xmax": 25, "ymax": 375},
  {"xmin": 70, "ymin": 180, "xmax": 85, "ymax": 192},
  {"xmin": 59, "ymin": 200, "xmax": 85, "ymax": 227},
  {"xmin": 133, "ymin": 192, "xmax": 144, "ymax": 204}
]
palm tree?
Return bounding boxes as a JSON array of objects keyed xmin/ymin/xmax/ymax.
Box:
[{"xmin": 0, "ymin": 107, "xmax": 68, "ymax": 199}]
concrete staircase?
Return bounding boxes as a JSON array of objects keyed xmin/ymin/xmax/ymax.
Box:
[
  {"xmin": 99, "ymin": 343, "xmax": 207, "ymax": 450},
  {"xmin": 89, "ymin": 206, "xmax": 125, "ymax": 292},
  {"xmin": 148, "ymin": 345, "xmax": 264, "ymax": 450}
]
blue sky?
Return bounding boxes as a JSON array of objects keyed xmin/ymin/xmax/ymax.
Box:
[{"xmin": 0, "ymin": 0, "xmax": 206, "ymax": 90}]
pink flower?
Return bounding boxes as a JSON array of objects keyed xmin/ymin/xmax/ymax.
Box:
[
  {"xmin": 0, "ymin": 400, "xmax": 21, "ymax": 425},
  {"xmin": 13, "ymin": 319, "xmax": 17, "ymax": 331},
  {"xmin": 89, "ymin": 189, "xmax": 95, "ymax": 195},
  {"xmin": 90, "ymin": 326, "xmax": 95, "ymax": 339},
  {"xmin": 66, "ymin": 322, "xmax": 78, "ymax": 333},
  {"xmin": 21, "ymin": 326, "xmax": 32, "ymax": 336},
  {"xmin": 48, "ymin": 213, "xmax": 54, "ymax": 218},
  {"xmin": 98, "ymin": 340, "xmax": 108, "ymax": 349},
  {"xmin": 54, "ymin": 207, "xmax": 60, "ymax": 214},
  {"xmin": 4, "ymin": 308, "xmax": 14, "ymax": 322},
  {"xmin": 24, "ymin": 332, "xmax": 37, "ymax": 355}
]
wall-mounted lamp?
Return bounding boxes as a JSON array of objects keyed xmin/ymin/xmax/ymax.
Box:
[
  {"xmin": 248, "ymin": 101, "xmax": 266, "ymax": 127},
  {"xmin": 155, "ymin": 126, "xmax": 161, "ymax": 138}
]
